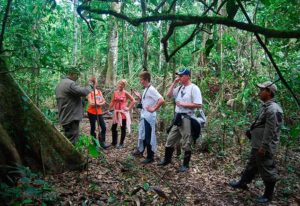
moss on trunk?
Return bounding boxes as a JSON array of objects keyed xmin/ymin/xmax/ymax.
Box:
[{"xmin": 0, "ymin": 59, "xmax": 85, "ymax": 175}]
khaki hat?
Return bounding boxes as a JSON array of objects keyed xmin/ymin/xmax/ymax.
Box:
[{"xmin": 257, "ymin": 81, "xmax": 277, "ymax": 94}]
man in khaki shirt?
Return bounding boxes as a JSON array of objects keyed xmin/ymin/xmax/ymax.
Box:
[{"xmin": 229, "ymin": 81, "xmax": 283, "ymax": 203}]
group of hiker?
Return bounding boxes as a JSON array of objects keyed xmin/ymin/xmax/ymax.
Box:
[{"xmin": 55, "ymin": 66, "xmax": 283, "ymax": 203}]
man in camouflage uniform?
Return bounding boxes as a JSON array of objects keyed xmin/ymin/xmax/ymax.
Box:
[
  {"xmin": 229, "ymin": 81, "xmax": 283, "ymax": 203},
  {"xmin": 55, "ymin": 67, "xmax": 95, "ymax": 144}
]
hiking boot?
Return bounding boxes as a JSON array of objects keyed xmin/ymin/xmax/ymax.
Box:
[
  {"xmin": 256, "ymin": 196, "xmax": 270, "ymax": 204},
  {"xmin": 229, "ymin": 180, "xmax": 248, "ymax": 190},
  {"xmin": 117, "ymin": 144, "xmax": 124, "ymax": 149},
  {"xmin": 177, "ymin": 165, "xmax": 189, "ymax": 173},
  {"xmin": 256, "ymin": 181, "xmax": 276, "ymax": 203},
  {"xmin": 100, "ymin": 142, "xmax": 110, "ymax": 150},
  {"xmin": 141, "ymin": 158, "xmax": 154, "ymax": 164},
  {"xmin": 177, "ymin": 151, "xmax": 191, "ymax": 172},
  {"xmin": 132, "ymin": 149, "xmax": 143, "ymax": 157}
]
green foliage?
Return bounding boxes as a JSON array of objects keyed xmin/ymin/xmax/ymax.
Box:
[
  {"xmin": 143, "ymin": 182, "xmax": 150, "ymax": 191},
  {"xmin": 107, "ymin": 192, "xmax": 117, "ymax": 204},
  {"xmin": 0, "ymin": 166, "xmax": 58, "ymax": 205},
  {"xmin": 75, "ymin": 135, "xmax": 101, "ymax": 158}
]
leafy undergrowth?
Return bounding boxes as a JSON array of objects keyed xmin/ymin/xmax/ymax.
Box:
[{"xmin": 46, "ymin": 118, "xmax": 300, "ymax": 205}]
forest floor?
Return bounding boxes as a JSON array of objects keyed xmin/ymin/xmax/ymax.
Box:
[{"xmin": 47, "ymin": 115, "xmax": 300, "ymax": 206}]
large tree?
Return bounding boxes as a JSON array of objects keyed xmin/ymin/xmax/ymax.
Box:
[
  {"xmin": 0, "ymin": 0, "xmax": 85, "ymax": 175},
  {"xmin": 105, "ymin": 2, "xmax": 122, "ymax": 85}
]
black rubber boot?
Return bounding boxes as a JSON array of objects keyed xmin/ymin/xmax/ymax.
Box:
[
  {"xmin": 256, "ymin": 181, "xmax": 276, "ymax": 204},
  {"xmin": 158, "ymin": 147, "xmax": 174, "ymax": 166},
  {"xmin": 177, "ymin": 151, "xmax": 191, "ymax": 173},
  {"xmin": 111, "ymin": 124, "xmax": 118, "ymax": 146},
  {"xmin": 98, "ymin": 134, "xmax": 110, "ymax": 149},
  {"xmin": 229, "ymin": 169, "xmax": 256, "ymax": 190},
  {"xmin": 142, "ymin": 145, "xmax": 154, "ymax": 164}
]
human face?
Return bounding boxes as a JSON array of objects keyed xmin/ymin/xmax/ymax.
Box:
[
  {"xmin": 140, "ymin": 78, "xmax": 148, "ymax": 88},
  {"xmin": 178, "ymin": 74, "xmax": 189, "ymax": 84},
  {"xmin": 258, "ymin": 88, "xmax": 271, "ymax": 102},
  {"xmin": 118, "ymin": 82, "xmax": 125, "ymax": 91},
  {"xmin": 69, "ymin": 73, "xmax": 79, "ymax": 81}
]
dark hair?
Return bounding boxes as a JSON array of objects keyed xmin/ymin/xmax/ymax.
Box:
[
  {"xmin": 140, "ymin": 71, "xmax": 151, "ymax": 82},
  {"xmin": 67, "ymin": 66, "xmax": 80, "ymax": 75}
]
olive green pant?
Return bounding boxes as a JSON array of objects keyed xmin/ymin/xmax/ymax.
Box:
[
  {"xmin": 242, "ymin": 148, "xmax": 278, "ymax": 183},
  {"xmin": 165, "ymin": 118, "xmax": 192, "ymax": 152}
]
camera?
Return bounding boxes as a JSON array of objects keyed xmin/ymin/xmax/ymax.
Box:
[
  {"xmin": 245, "ymin": 128, "xmax": 251, "ymax": 139},
  {"xmin": 136, "ymin": 102, "xmax": 143, "ymax": 109}
]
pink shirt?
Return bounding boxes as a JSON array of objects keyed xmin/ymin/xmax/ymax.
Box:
[{"xmin": 112, "ymin": 91, "xmax": 127, "ymax": 119}]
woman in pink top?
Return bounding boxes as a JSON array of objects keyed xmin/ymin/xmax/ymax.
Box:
[{"xmin": 109, "ymin": 79, "xmax": 136, "ymax": 148}]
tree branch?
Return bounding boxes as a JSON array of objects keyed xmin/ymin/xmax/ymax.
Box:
[
  {"xmin": 77, "ymin": 3, "xmax": 94, "ymax": 33},
  {"xmin": 167, "ymin": 0, "xmax": 177, "ymax": 14},
  {"xmin": 78, "ymin": 6, "xmax": 300, "ymax": 39},
  {"xmin": 154, "ymin": 0, "xmax": 168, "ymax": 13},
  {"xmin": 0, "ymin": 0, "xmax": 13, "ymax": 52},
  {"xmin": 237, "ymin": 0, "xmax": 300, "ymax": 108},
  {"xmin": 216, "ymin": 0, "xmax": 229, "ymax": 14},
  {"xmin": 161, "ymin": 0, "xmax": 220, "ymax": 62},
  {"xmin": 197, "ymin": 0, "xmax": 219, "ymax": 15}
]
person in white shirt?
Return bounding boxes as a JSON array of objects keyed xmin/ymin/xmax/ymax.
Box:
[
  {"xmin": 158, "ymin": 68, "xmax": 202, "ymax": 172},
  {"xmin": 132, "ymin": 71, "xmax": 164, "ymax": 164}
]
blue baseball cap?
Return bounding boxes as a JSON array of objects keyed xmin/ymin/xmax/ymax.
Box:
[{"xmin": 176, "ymin": 68, "xmax": 190, "ymax": 76}]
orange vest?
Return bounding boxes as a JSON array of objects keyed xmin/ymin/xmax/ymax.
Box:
[{"xmin": 87, "ymin": 90, "xmax": 103, "ymax": 115}]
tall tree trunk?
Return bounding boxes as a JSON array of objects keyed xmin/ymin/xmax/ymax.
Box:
[
  {"xmin": 159, "ymin": 21, "xmax": 165, "ymax": 72},
  {"xmin": 125, "ymin": 22, "xmax": 131, "ymax": 76},
  {"xmin": 217, "ymin": 0, "xmax": 227, "ymax": 100},
  {"xmin": 198, "ymin": 0, "xmax": 211, "ymax": 67},
  {"xmin": 121, "ymin": 19, "xmax": 125, "ymax": 78},
  {"xmin": 141, "ymin": 0, "xmax": 148, "ymax": 70},
  {"xmin": 73, "ymin": 0, "xmax": 78, "ymax": 65},
  {"xmin": 0, "ymin": 60, "xmax": 85, "ymax": 176},
  {"xmin": 105, "ymin": 2, "xmax": 121, "ymax": 85}
]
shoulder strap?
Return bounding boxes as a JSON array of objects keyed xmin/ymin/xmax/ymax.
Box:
[
  {"xmin": 191, "ymin": 84, "xmax": 194, "ymax": 102},
  {"xmin": 176, "ymin": 85, "xmax": 183, "ymax": 98},
  {"xmin": 142, "ymin": 85, "xmax": 151, "ymax": 99}
]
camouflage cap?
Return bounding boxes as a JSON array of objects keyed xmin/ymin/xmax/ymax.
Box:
[{"xmin": 257, "ymin": 81, "xmax": 278, "ymax": 94}]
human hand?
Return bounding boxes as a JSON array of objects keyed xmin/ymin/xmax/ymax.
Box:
[
  {"xmin": 257, "ymin": 147, "xmax": 266, "ymax": 157},
  {"xmin": 146, "ymin": 106, "xmax": 156, "ymax": 113},
  {"xmin": 123, "ymin": 107, "xmax": 129, "ymax": 111},
  {"xmin": 174, "ymin": 77, "xmax": 180, "ymax": 84},
  {"xmin": 133, "ymin": 90, "xmax": 141, "ymax": 100},
  {"xmin": 90, "ymin": 77, "xmax": 97, "ymax": 86},
  {"xmin": 176, "ymin": 101, "xmax": 186, "ymax": 107}
]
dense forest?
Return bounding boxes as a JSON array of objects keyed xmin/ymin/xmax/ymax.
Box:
[{"xmin": 0, "ymin": 0, "xmax": 299, "ymax": 205}]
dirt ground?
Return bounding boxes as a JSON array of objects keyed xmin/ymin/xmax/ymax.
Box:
[{"xmin": 47, "ymin": 116, "xmax": 300, "ymax": 206}]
